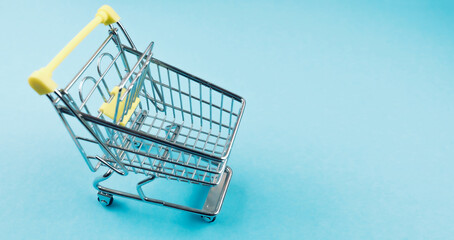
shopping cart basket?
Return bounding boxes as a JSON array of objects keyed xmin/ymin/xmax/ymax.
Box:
[{"xmin": 28, "ymin": 5, "xmax": 245, "ymax": 222}]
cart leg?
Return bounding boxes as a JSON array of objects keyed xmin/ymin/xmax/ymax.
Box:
[
  {"xmin": 201, "ymin": 216, "xmax": 216, "ymax": 223},
  {"xmin": 93, "ymin": 169, "xmax": 114, "ymax": 206},
  {"xmin": 198, "ymin": 166, "xmax": 233, "ymax": 223},
  {"xmin": 136, "ymin": 175, "xmax": 157, "ymax": 200},
  {"xmin": 97, "ymin": 191, "xmax": 113, "ymax": 206},
  {"xmin": 93, "ymin": 169, "xmax": 114, "ymax": 190}
]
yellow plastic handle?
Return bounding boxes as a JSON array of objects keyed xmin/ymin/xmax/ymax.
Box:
[{"xmin": 28, "ymin": 5, "xmax": 120, "ymax": 95}]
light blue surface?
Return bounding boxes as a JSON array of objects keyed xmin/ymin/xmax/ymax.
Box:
[{"xmin": 1, "ymin": 0, "xmax": 454, "ymax": 239}]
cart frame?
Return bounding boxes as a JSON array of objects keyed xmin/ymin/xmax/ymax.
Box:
[{"xmin": 28, "ymin": 5, "xmax": 245, "ymax": 222}]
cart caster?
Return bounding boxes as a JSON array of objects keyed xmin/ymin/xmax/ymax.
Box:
[
  {"xmin": 97, "ymin": 191, "xmax": 113, "ymax": 206},
  {"xmin": 201, "ymin": 216, "xmax": 216, "ymax": 223}
]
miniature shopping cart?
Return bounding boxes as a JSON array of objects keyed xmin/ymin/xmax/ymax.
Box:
[{"xmin": 28, "ymin": 5, "xmax": 245, "ymax": 222}]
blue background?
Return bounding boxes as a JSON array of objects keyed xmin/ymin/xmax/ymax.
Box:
[{"xmin": 1, "ymin": 0, "xmax": 454, "ymax": 239}]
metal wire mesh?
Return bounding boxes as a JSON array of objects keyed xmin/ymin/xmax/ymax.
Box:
[
  {"xmin": 74, "ymin": 110, "xmax": 227, "ymax": 185},
  {"xmin": 54, "ymin": 25, "xmax": 244, "ymax": 185}
]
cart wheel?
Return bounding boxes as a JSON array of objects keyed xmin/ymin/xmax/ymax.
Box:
[
  {"xmin": 97, "ymin": 191, "xmax": 113, "ymax": 206},
  {"xmin": 201, "ymin": 216, "xmax": 216, "ymax": 223}
]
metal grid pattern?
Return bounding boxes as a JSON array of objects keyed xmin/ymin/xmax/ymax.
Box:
[
  {"xmin": 53, "ymin": 24, "xmax": 244, "ymax": 185},
  {"xmin": 125, "ymin": 47, "xmax": 244, "ymax": 160},
  {"xmin": 71, "ymin": 111, "xmax": 225, "ymax": 185}
]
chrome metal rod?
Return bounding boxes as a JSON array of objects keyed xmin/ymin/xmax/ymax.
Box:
[
  {"xmin": 118, "ymin": 41, "xmax": 153, "ymax": 90},
  {"xmin": 64, "ymin": 34, "xmax": 114, "ymax": 92},
  {"xmin": 95, "ymin": 156, "xmax": 126, "ymax": 175},
  {"xmin": 55, "ymin": 90, "xmax": 128, "ymax": 175},
  {"xmin": 116, "ymin": 22, "xmax": 136, "ymax": 50}
]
